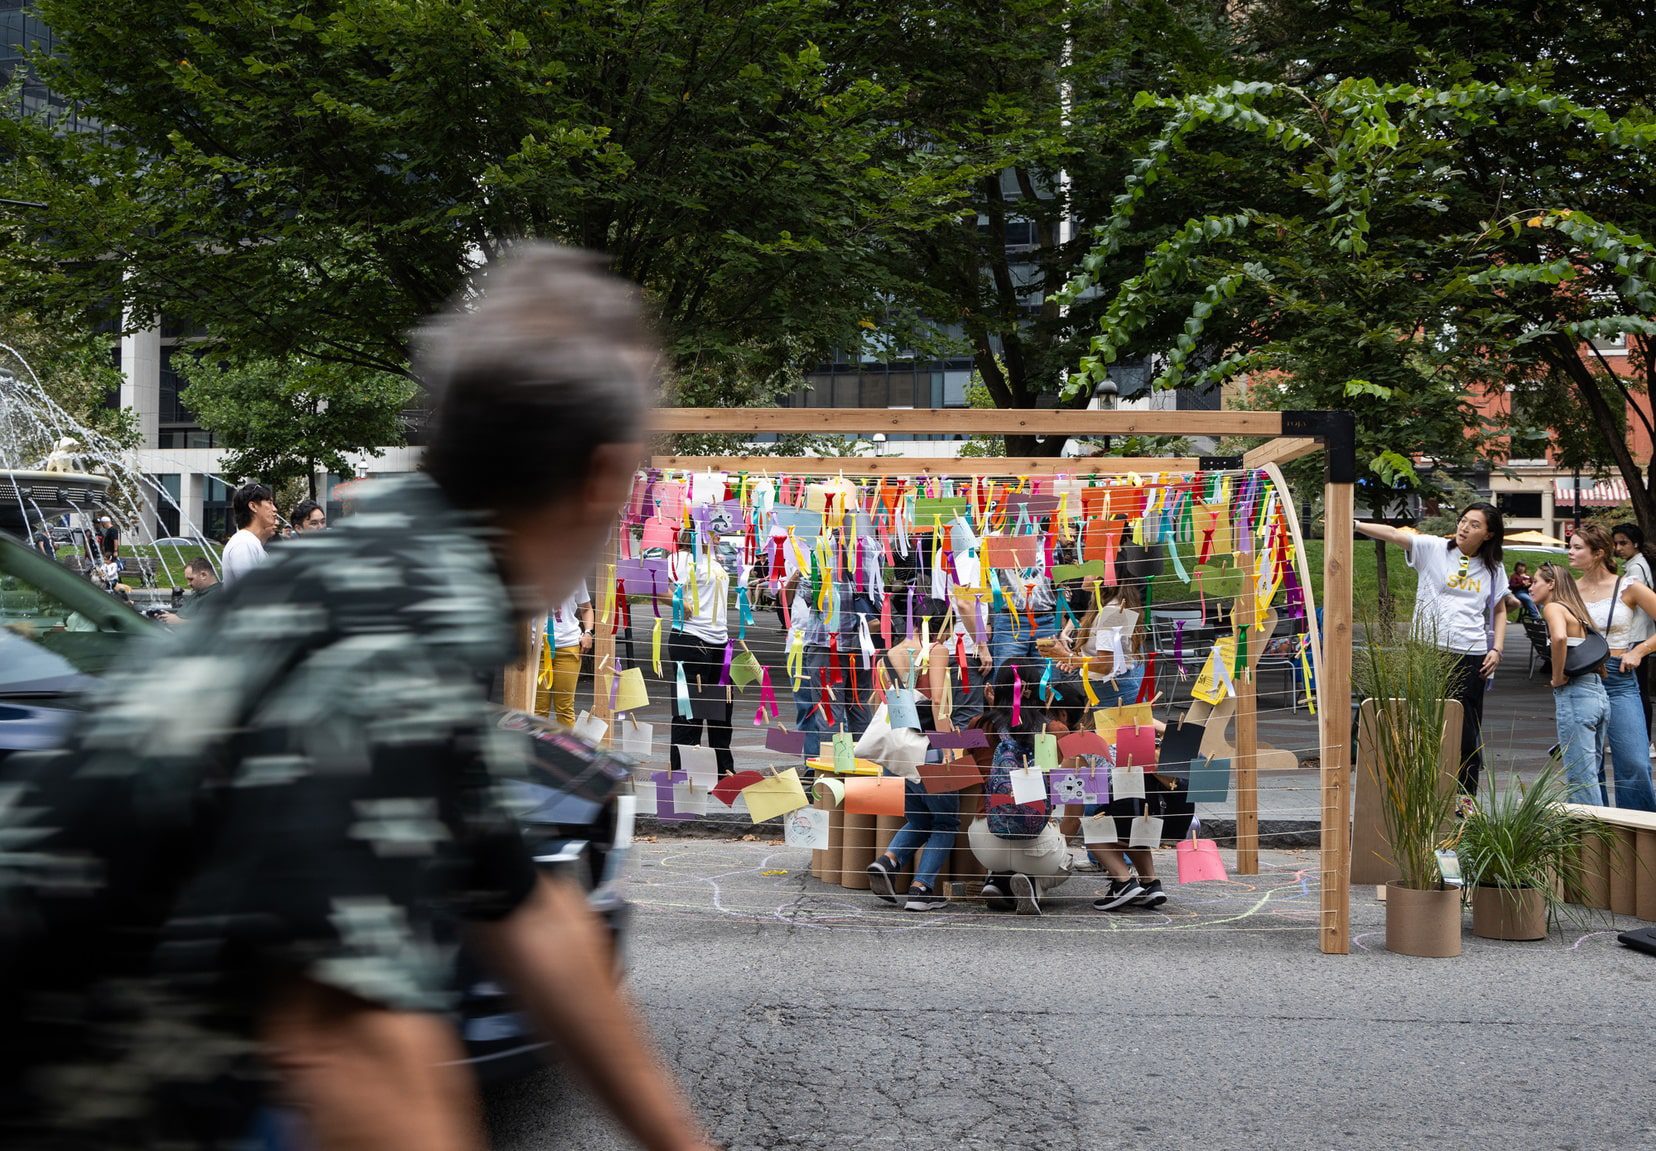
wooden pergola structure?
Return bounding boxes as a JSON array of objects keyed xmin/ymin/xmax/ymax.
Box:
[{"xmin": 514, "ymin": 406, "xmax": 1358, "ymax": 954}]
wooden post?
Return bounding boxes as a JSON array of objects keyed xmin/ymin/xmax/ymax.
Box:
[
  {"xmin": 502, "ymin": 621, "xmax": 541, "ymax": 714},
  {"xmin": 1320, "ymin": 477, "xmax": 1355, "ymax": 954},
  {"xmin": 590, "ymin": 534, "xmax": 622, "ymax": 744},
  {"xmin": 1234, "ymin": 553, "xmax": 1260, "ymax": 876}
]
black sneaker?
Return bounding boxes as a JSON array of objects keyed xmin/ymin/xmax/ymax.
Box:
[
  {"xmin": 980, "ymin": 873, "xmax": 1015, "ymax": 913},
  {"xmin": 1129, "ymin": 878, "xmax": 1167, "ymax": 909},
  {"xmin": 1009, "ymin": 873, "xmax": 1042, "ymax": 916},
  {"xmin": 1093, "ymin": 877, "xmax": 1145, "ymax": 911},
  {"xmin": 866, "ymin": 857, "xmax": 900, "ymax": 905},
  {"xmin": 903, "ymin": 885, "xmax": 948, "ymax": 912}
]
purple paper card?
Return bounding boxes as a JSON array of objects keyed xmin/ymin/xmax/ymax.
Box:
[
  {"xmin": 1048, "ymin": 765, "xmax": 1109, "ymax": 806},
  {"xmin": 764, "ymin": 728, "xmax": 810, "ymax": 755},
  {"xmin": 615, "ymin": 556, "xmax": 669, "ymax": 593},
  {"xmin": 926, "ymin": 729, "xmax": 990, "ymax": 749},
  {"xmin": 652, "ymin": 770, "xmax": 693, "ymax": 821}
]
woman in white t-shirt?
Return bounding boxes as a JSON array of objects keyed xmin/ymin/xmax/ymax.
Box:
[
  {"xmin": 1611, "ymin": 522, "xmax": 1656, "ymax": 737},
  {"xmin": 1357, "ymin": 503, "xmax": 1509, "ymax": 798},
  {"xmin": 1567, "ymin": 523, "xmax": 1656, "ymax": 811},
  {"xmin": 669, "ymin": 531, "xmax": 733, "ymax": 778},
  {"xmin": 545, "ymin": 581, "xmax": 593, "ymax": 726}
]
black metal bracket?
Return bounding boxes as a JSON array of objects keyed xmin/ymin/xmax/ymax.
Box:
[
  {"xmin": 1198, "ymin": 455, "xmax": 1244, "ymax": 471},
  {"xmin": 1281, "ymin": 410, "xmax": 1357, "ymax": 485}
]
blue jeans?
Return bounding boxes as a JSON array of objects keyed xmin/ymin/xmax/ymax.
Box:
[
  {"xmin": 1554, "ymin": 675, "xmax": 1608, "ymax": 805},
  {"xmin": 885, "ymin": 780, "xmax": 960, "ymax": 891},
  {"xmin": 989, "ymin": 609, "xmax": 1058, "ymax": 675},
  {"xmin": 1094, "ymin": 662, "xmax": 1144, "ymax": 709},
  {"xmin": 1602, "ymin": 665, "xmax": 1656, "ymax": 811},
  {"xmin": 1512, "ymin": 590, "xmax": 1540, "ymax": 619},
  {"xmin": 794, "ymin": 644, "xmax": 832, "ymax": 757}
]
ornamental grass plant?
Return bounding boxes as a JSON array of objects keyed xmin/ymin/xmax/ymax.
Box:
[
  {"xmin": 1458, "ymin": 764, "xmax": 1618, "ymax": 926},
  {"xmin": 1356, "ymin": 616, "xmax": 1463, "ymax": 891}
]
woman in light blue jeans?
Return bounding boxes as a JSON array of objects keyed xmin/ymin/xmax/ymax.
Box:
[
  {"xmin": 1533, "ymin": 564, "xmax": 1609, "ymax": 804},
  {"xmin": 1567, "ymin": 527, "xmax": 1656, "ymax": 811}
]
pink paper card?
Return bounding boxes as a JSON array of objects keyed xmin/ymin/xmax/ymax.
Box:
[
  {"xmin": 1058, "ymin": 730, "xmax": 1112, "ymax": 759},
  {"xmin": 1115, "ymin": 723, "xmax": 1157, "ymax": 771},
  {"xmin": 1177, "ymin": 838, "xmax": 1229, "ymax": 883}
]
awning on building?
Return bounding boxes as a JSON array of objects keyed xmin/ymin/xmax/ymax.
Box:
[{"xmin": 1553, "ymin": 477, "xmax": 1631, "ymax": 507}]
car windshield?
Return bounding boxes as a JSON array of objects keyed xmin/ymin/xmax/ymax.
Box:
[{"xmin": 1, "ymin": 538, "xmax": 145, "ymax": 685}]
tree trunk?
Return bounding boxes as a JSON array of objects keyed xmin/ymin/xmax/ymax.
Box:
[
  {"xmin": 1373, "ymin": 535, "xmax": 1393, "ymax": 623},
  {"xmin": 1547, "ymin": 336, "xmax": 1656, "ymax": 535}
]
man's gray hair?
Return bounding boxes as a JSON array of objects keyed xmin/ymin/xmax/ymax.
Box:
[{"xmin": 417, "ymin": 244, "xmax": 659, "ymax": 514}]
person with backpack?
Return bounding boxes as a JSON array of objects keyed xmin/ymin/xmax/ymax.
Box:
[{"xmin": 967, "ymin": 662, "xmax": 1073, "ymax": 915}]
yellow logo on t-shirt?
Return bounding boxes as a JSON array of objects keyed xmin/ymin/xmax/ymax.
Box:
[{"xmin": 1445, "ymin": 571, "xmax": 1483, "ymax": 593}]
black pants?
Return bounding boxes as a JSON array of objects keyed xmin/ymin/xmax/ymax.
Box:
[
  {"xmin": 1638, "ymin": 659, "xmax": 1653, "ymax": 739},
  {"xmin": 667, "ymin": 631, "xmax": 734, "ymax": 777},
  {"xmin": 1446, "ymin": 653, "xmax": 1488, "ymax": 795}
]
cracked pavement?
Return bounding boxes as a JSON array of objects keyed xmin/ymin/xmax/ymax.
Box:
[{"xmin": 484, "ymin": 838, "xmax": 1653, "ymax": 1150}]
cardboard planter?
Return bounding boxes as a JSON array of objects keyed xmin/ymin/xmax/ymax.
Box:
[
  {"xmin": 1470, "ymin": 885, "xmax": 1548, "ymax": 942},
  {"xmin": 1384, "ymin": 883, "xmax": 1462, "ymax": 958}
]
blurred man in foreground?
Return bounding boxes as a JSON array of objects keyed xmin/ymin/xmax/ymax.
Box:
[{"xmin": 1, "ymin": 246, "xmax": 716, "ymax": 1151}]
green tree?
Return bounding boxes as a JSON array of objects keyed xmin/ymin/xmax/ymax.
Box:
[
  {"xmin": 863, "ymin": 0, "xmax": 1254, "ymax": 454},
  {"xmin": 176, "ymin": 354, "xmax": 415, "ymax": 496},
  {"xmin": 1059, "ymin": 77, "xmax": 1656, "ymax": 546},
  {"xmin": 2, "ymin": 0, "xmax": 966, "ymax": 408}
]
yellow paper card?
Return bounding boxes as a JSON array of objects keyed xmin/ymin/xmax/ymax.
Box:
[
  {"xmin": 1093, "ymin": 703, "xmax": 1154, "ymax": 743},
  {"xmin": 615, "ymin": 667, "xmax": 650, "ymax": 713},
  {"xmin": 743, "ymin": 767, "xmax": 810, "ymax": 822},
  {"xmin": 1191, "ymin": 637, "xmax": 1237, "ymax": 706}
]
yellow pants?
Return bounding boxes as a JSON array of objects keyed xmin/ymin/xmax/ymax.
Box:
[{"xmin": 551, "ymin": 645, "xmax": 583, "ymax": 726}]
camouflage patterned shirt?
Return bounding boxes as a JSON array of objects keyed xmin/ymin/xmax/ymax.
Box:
[{"xmin": 1, "ymin": 474, "xmax": 539, "ymax": 1148}]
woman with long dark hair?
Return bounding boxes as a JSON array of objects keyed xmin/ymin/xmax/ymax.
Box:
[
  {"xmin": 1567, "ymin": 523, "xmax": 1656, "ymax": 810},
  {"xmin": 1531, "ymin": 563, "xmax": 1610, "ymax": 805},
  {"xmin": 1356, "ymin": 502, "xmax": 1509, "ymax": 798}
]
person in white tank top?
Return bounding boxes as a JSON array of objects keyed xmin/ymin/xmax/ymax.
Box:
[{"xmin": 1568, "ymin": 524, "xmax": 1656, "ymax": 811}]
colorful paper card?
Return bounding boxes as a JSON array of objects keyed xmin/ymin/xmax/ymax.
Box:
[
  {"xmin": 1051, "ymin": 560, "xmax": 1106, "ymax": 583},
  {"xmin": 712, "ymin": 770, "xmax": 767, "ymax": 808},
  {"xmin": 770, "ymin": 507, "xmax": 824, "ymax": 538},
  {"xmin": 1048, "ymin": 765, "xmax": 1108, "ymax": 806},
  {"xmin": 916, "ymin": 756, "xmax": 986, "ymax": 795},
  {"xmin": 652, "ymin": 770, "xmax": 692, "ymax": 821},
  {"xmin": 677, "ymin": 745, "xmax": 719, "ymax": 792},
  {"xmin": 765, "ymin": 728, "xmax": 810, "ymax": 755},
  {"xmin": 812, "ymin": 777, "xmax": 846, "ymax": 808},
  {"xmin": 1081, "ymin": 812, "xmax": 1118, "ymax": 845},
  {"xmin": 1128, "ymin": 813, "xmax": 1165, "ymax": 848},
  {"xmin": 672, "ymin": 776, "xmax": 709, "ymax": 817},
  {"xmin": 1193, "ymin": 563, "xmax": 1243, "ymax": 601},
  {"xmin": 1186, "ymin": 756, "xmax": 1233, "ymax": 804},
  {"xmin": 784, "ymin": 806, "xmax": 832, "ymax": 850},
  {"xmin": 1058, "ymin": 730, "xmax": 1112, "ymax": 759},
  {"xmin": 614, "ymin": 667, "xmax": 650, "ymax": 713},
  {"xmin": 573, "ymin": 710, "xmax": 609, "ymax": 744},
  {"xmin": 729, "ymin": 649, "xmax": 763, "ymax": 689},
  {"xmin": 1111, "ymin": 765, "xmax": 1147, "ymax": 801},
  {"xmin": 984, "ymin": 534, "xmax": 1041, "ymax": 571},
  {"xmin": 912, "ymin": 497, "xmax": 968, "ymax": 524},
  {"xmin": 805, "ymin": 755, "xmax": 881, "ymax": 776},
  {"xmin": 1003, "ymin": 492, "xmax": 1059, "ymax": 520},
  {"xmin": 1176, "ymin": 838, "xmax": 1228, "ymax": 882},
  {"xmin": 832, "ymin": 732, "xmax": 856, "ymax": 774},
  {"xmin": 927, "ymin": 729, "xmax": 990, "ymax": 750},
  {"xmin": 1093, "ymin": 703, "xmax": 1154, "ymax": 743},
  {"xmin": 1154, "ymin": 721, "xmax": 1205, "ymax": 783},
  {"xmin": 885, "ymin": 688, "xmax": 922, "ymax": 731},
  {"xmin": 1191, "ymin": 638, "xmax": 1236, "ymax": 706},
  {"xmin": 618, "ymin": 718, "xmax": 654, "ymax": 759},
  {"xmin": 1034, "ymin": 732, "xmax": 1059, "ymax": 771},
  {"xmin": 1009, "ymin": 765, "xmax": 1047, "ymax": 805},
  {"xmin": 844, "ymin": 775, "xmax": 906, "ymax": 817},
  {"xmin": 633, "ymin": 773, "xmax": 658, "ymax": 816},
  {"xmin": 1115, "ymin": 723, "xmax": 1157, "ymax": 771},
  {"xmin": 743, "ymin": 768, "xmax": 809, "ymax": 822}
]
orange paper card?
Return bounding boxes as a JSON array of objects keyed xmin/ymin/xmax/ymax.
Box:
[{"xmin": 843, "ymin": 776, "xmax": 907, "ymax": 816}]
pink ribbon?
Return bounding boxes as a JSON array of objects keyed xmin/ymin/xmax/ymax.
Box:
[
  {"xmin": 1012, "ymin": 667, "xmax": 1023, "ymax": 728},
  {"xmin": 755, "ymin": 667, "xmax": 779, "ymax": 724}
]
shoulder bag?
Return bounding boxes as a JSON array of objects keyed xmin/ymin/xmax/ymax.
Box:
[{"xmin": 1563, "ymin": 574, "xmax": 1618, "ymax": 677}]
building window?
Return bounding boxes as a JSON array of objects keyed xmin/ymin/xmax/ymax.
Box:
[{"xmin": 1589, "ymin": 331, "xmax": 1628, "ymax": 356}]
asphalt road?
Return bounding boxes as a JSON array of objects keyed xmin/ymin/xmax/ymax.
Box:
[{"xmin": 485, "ymin": 839, "xmax": 1653, "ymax": 1151}]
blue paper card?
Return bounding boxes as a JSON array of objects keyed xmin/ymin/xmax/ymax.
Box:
[{"xmin": 1186, "ymin": 756, "xmax": 1232, "ymax": 804}]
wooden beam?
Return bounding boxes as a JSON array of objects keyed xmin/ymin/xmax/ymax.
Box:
[
  {"xmin": 1234, "ymin": 557, "xmax": 1260, "ymax": 876},
  {"xmin": 653, "ymin": 406, "xmax": 1285, "ymax": 437},
  {"xmin": 502, "ymin": 622, "xmax": 540, "ymax": 715},
  {"xmin": 1320, "ymin": 479, "xmax": 1355, "ymax": 955},
  {"xmin": 1243, "ymin": 437, "xmax": 1321, "ymax": 470},
  {"xmin": 649, "ymin": 454, "xmax": 1205, "ymax": 476}
]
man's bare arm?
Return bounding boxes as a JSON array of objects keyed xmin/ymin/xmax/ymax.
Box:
[
  {"xmin": 262, "ymin": 979, "xmax": 485, "ymax": 1151},
  {"xmin": 469, "ymin": 877, "xmax": 717, "ymax": 1151}
]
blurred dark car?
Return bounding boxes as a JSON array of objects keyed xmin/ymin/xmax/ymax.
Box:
[{"xmin": 0, "ymin": 529, "xmax": 632, "ymax": 1079}]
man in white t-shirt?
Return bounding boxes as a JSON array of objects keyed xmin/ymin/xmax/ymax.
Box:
[
  {"xmin": 546, "ymin": 581, "xmax": 593, "ymax": 725},
  {"xmin": 220, "ymin": 483, "xmax": 278, "ymax": 585}
]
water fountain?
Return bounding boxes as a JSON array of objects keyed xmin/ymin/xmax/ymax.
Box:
[{"xmin": 1, "ymin": 339, "xmax": 218, "ymax": 593}]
